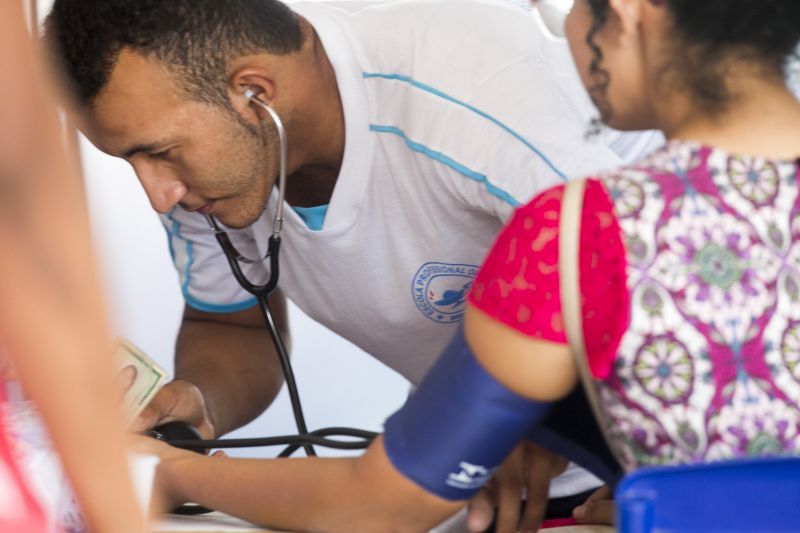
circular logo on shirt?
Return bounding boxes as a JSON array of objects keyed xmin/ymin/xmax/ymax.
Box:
[{"xmin": 411, "ymin": 262, "xmax": 478, "ymax": 323}]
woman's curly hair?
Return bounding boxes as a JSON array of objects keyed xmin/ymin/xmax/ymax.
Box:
[{"xmin": 583, "ymin": 0, "xmax": 800, "ymax": 123}]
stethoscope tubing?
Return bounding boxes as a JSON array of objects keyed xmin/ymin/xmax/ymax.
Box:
[
  {"xmin": 166, "ymin": 427, "xmax": 378, "ymax": 453},
  {"xmin": 198, "ymin": 93, "xmax": 375, "ymax": 459}
]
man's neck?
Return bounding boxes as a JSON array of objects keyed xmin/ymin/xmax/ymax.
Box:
[
  {"xmin": 284, "ymin": 165, "xmax": 338, "ymax": 207},
  {"xmin": 284, "ymin": 17, "xmax": 345, "ymax": 207}
]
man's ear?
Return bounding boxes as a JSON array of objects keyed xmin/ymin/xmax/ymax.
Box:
[{"xmin": 228, "ymin": 66, "xmax": 277, "ymax": 120}]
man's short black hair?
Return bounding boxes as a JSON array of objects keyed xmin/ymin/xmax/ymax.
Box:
[{"xmin": 44, "ymin": 0, "xmax": 304, "ymax": 107}]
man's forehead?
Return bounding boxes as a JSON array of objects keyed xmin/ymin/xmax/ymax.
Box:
[
  {"xmin": 80, "ymin": 114, "xmax": 172, "ymax": 158},
  {"xmin": 97, "ymin": 50, "xmax": 185, "ymax": 109},
  {"xmin": 85, "ymin": 50, "xmax": 185, "ymax": 154}
]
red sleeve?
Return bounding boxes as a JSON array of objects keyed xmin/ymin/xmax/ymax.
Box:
[{"xmin": 468, "ymin": 179, "xmax": 629, "ymax": 379}]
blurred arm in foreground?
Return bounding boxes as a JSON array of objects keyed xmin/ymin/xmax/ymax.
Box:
[{"xmin": 0, "ymin": 3, "xmax": 146, "ymax": 532}]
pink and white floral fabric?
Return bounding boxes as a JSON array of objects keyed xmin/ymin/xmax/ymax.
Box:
[
  {"xmin": 470, "ymin": 140, "xmax": 800, "ymax": 470},
  {"xmin": 0, "ymin": 386, "xmax": 46, "ymax": 532},
  {"xmin": 599, "ymin": 141, "xmax": 800, "ymax": 469}
]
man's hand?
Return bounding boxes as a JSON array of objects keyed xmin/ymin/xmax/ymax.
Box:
[
  {"xmin": 130, "ymin": 379, "xmax": 215, "ymax": 439},
  {"xmin": 572, "ymin": 485, "xmax": 614, "ymax": 525},
  {"xmin": 466, "ymin": 442, "xmax": 568, "ymax": 533}
]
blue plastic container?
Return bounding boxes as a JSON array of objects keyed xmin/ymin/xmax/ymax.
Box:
[{"xmin": 615, "ymin": 457, "xmax": 800, "ymax": 532}]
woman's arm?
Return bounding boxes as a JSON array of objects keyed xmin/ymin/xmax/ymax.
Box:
[
  {"xmin": 465, "ymin": 304, "xmax": 577, "ymax": 402},
  {"xmin": 0, "ymin": 5, "xmax": 145, "ymax": 532},
  {"xmin": 141, "ymin": 435, "xmax": 460, "ymax": 533},
  {"xmin": 141, "ymin": 304, "xmax": 577, "ymax": 532}
]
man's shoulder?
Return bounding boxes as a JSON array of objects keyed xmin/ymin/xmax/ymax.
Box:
[
  {"xmin": 361, "ymin": 0, "xmax": 538, "ymax": 37},
  {"xmin": 309, "ymin": 0, "xmax": 543, "ymax": 55},
  {"xmin": 295, "ymin": 0, "xmax": 529, "ymax": 17},
  {"xmin": 349, "ymin": 1, "xmax": 555, "ymax": 107}
]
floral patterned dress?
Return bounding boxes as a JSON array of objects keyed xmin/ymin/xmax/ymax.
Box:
[
  {"xmin": 0, "ymin": 387, "xmax": 47, "ymax": 532},
  {"xmin": 469, "ymin": 140, "xmax": 800, "ymax": 471}
]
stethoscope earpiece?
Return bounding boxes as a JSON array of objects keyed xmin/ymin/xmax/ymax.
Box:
[{"xmin": 243, "ymin": 88, "xmax": 258, "ymax": 102}]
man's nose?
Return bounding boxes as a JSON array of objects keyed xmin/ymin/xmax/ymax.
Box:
[{"xmin": 136, "ymin": 166, "xmax": 187, "ymax": 213}]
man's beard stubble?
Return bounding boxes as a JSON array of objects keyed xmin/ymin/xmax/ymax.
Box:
[{"xmin": 221, "ymin": 111, "xmax": 280, "ymax": 229}]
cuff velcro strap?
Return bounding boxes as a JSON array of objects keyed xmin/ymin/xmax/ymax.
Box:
[{"xmin": 383, "ymin": 325, "xmax": 551, "ymax": 500}]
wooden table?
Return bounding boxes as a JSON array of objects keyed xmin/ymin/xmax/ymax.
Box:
[
  {"xmin": 153, "ymin": 512, "xmax": 276, "ymax": 533},
  {"xmin": 548, "ymin": 527, "xmax": 615, "ymax": 533},
  {"xmin": 153, "ymin": 512, "xmax": 615, "ymax": 533}
]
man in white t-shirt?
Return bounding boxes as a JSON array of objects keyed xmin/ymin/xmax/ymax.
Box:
[{"xmin": 46, "ymin": 0, "xmax": 660, "ymax": 529}]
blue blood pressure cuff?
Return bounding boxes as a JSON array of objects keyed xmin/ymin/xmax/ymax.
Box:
[{"xmin": 383, "ymin": 325, "xmax": 551, "ymax": 500}]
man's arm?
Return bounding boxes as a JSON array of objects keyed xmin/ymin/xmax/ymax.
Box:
[{"xmin": 133, "ymin": 289, "xmax": 289, "ymax": 438}]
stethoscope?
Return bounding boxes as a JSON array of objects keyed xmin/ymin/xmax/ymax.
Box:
[{"xmin": 160, "ymin": 91, "xmax": 375, "ymax": 496}]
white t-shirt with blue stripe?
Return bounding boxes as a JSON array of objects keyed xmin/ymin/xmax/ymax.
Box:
[
  {"xmin": 162, "ymin": 0, "xmax": 661, "ymax": 383},
  {"xmin": 162, "ymin": 0, "xmax": 664, "ymax": 501}
]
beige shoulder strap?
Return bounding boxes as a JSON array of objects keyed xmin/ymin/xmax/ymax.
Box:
[
  {"xmin": 559, "ymin": 178, "xmax": 588, "ymax": 361},
  {"xmin": 558, "ymin": 179, "xmax": 618, "ymax": 452}
]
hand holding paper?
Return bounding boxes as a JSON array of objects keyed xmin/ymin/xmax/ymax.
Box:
[{"xmin": 115, "ymin": 339, "xmax": 168, "ymax": 428}]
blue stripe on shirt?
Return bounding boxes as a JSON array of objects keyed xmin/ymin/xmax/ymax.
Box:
[
  {"xmin": 370, "ymin": 124, "xmax": 521, "ymax": 207},
  {"xmin": 163, "ymin": 210, "xmax": 259, "ymax": 313},
  {"xmin": 362, "ymin": 72, "xmax": 568, "ymax": 181}
]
